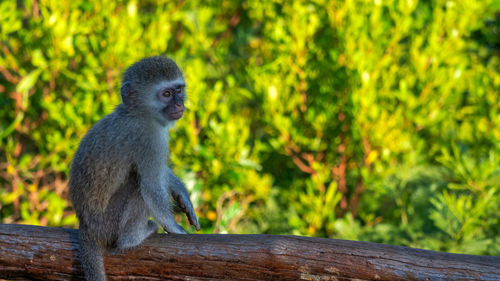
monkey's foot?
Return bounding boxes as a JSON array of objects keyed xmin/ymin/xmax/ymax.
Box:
[{"xmin": 162, "ymin": 221, "xmax": 186, "ymax": 234}]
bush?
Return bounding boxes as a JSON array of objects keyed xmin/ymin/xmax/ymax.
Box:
[{"xmin": 1, "ymin": 0, "xmax": 499, "ymax": 255}]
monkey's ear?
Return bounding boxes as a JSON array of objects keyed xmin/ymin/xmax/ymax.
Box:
[{"xmin": 120, "ymin": 81, "xmax": 133, "ymax": 107}]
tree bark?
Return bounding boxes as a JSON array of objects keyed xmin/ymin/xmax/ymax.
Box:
[{"xmin": 0, "ymin": 224, "xmax": 498, "ymax": 280}]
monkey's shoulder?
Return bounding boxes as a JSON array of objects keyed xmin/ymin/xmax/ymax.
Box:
[
  {"xmin": 83, "ymin": 111, "xmax": 139, "ymax": 141},
  {"xmin": 74, "ymin": 110, "xmax": 166, "ymax": 164}
]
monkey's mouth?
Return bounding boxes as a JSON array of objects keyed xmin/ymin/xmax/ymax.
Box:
[{"xmin": 165, "ymin": 109, "xmax": 184, "ymax": 120}]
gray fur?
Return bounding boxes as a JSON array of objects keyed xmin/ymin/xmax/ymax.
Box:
[{"xmin": 69, "ymin": 56, "xmax": 199, "ymax": 281}]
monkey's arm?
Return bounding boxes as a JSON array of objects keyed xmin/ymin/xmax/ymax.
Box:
[
  {"xmin": 136, "ymin": 159, "xmax": 186, "ymax": 234},
  {"xmin": 167, "ymin": 168, "xmax": 200, "ymax": 231}
]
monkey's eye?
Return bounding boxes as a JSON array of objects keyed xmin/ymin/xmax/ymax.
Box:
[
  {"xmin": 162, "ymin": 90, "xmax": 173, "ymax": 98},
  {"xmin": 176, "ymin": 88, "xmax": 182, "ymax": 94}
]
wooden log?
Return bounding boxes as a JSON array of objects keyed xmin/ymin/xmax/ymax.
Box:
[{"xmin": 0, "ymin": 224, "xmax": 498, "ymax": 280}]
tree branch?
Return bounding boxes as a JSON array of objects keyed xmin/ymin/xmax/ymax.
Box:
[{"xmin": 0, "ymin": 224, "xmax": 498, "ymax": 280}]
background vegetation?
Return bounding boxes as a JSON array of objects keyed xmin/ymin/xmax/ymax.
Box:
[{"xmin": 1, "ymin": 0, "xmax": 499, "ymax": 255}]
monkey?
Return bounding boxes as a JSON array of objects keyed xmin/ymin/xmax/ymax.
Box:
[{"xmin": 69, "ymin": 56, "xmax": 200, "ymax": 281}]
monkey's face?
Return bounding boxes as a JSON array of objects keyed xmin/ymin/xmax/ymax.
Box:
[{"xmin": 155, "ymin": 78, "xmax": 186, "ymax": 121}]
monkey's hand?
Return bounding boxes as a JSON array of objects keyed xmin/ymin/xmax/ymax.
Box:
[{"xmin": 172, "ymin": 187, "xmax": 200, "ymax": 231}]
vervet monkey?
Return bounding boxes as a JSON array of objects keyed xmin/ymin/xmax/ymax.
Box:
[{"xmin": 69, "ymin": 56, "xmax": 200, "ymax": 281}]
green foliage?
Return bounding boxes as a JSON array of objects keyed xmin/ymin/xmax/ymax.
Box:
[{"xmin": 1, "ymin": 0, "xmax": 499, "ymax": 255}]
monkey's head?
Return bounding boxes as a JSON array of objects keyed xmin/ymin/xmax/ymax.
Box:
[{"xmin": 120, "ymin": 56, "xmax": 186, "ymax": 125}]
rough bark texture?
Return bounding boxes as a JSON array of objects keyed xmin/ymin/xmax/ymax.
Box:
[{"xmin": 0, "ymin": 224, "xmax": 498, "ymax": 281}]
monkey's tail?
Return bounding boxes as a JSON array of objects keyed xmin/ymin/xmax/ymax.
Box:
[{"xmin": 79, "ymin": 232, "xmax": 107, "ymax": 281}]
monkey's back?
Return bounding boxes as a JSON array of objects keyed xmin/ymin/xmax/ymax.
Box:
[{"xmin": 69, "ymin": 107, "xmax": 141, "ymax": 216}]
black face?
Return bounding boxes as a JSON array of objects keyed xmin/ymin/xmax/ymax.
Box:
[{"xmin": 157, "ymin": 81, "xmax": 186, "ymax": 121}]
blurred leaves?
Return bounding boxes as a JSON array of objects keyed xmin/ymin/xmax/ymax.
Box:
[{"xmin": 0, "ymin": 0, "xmax": 499, "ymax": 255}]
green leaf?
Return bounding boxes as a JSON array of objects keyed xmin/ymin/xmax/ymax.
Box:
[{"xmin": 16, "ymin": 69, "xmax": 42, "ymax": 93}]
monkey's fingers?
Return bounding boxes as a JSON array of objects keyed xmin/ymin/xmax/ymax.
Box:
[
  {"xmin": 176, "ymin": 196, "xmax": 200, "ymax": 231},
  {"xmin": 186, "ymin": 209, "xmax": 200, "ymax": 231}
]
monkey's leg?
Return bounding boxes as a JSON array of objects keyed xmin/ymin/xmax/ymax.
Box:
[
  {"xmin": 112, "ymin": 193, "xmax": 158, "ymax": 252},
  {"xmin": 113, "ymin": 220, "xmax": 158, "ymax": 252}
]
